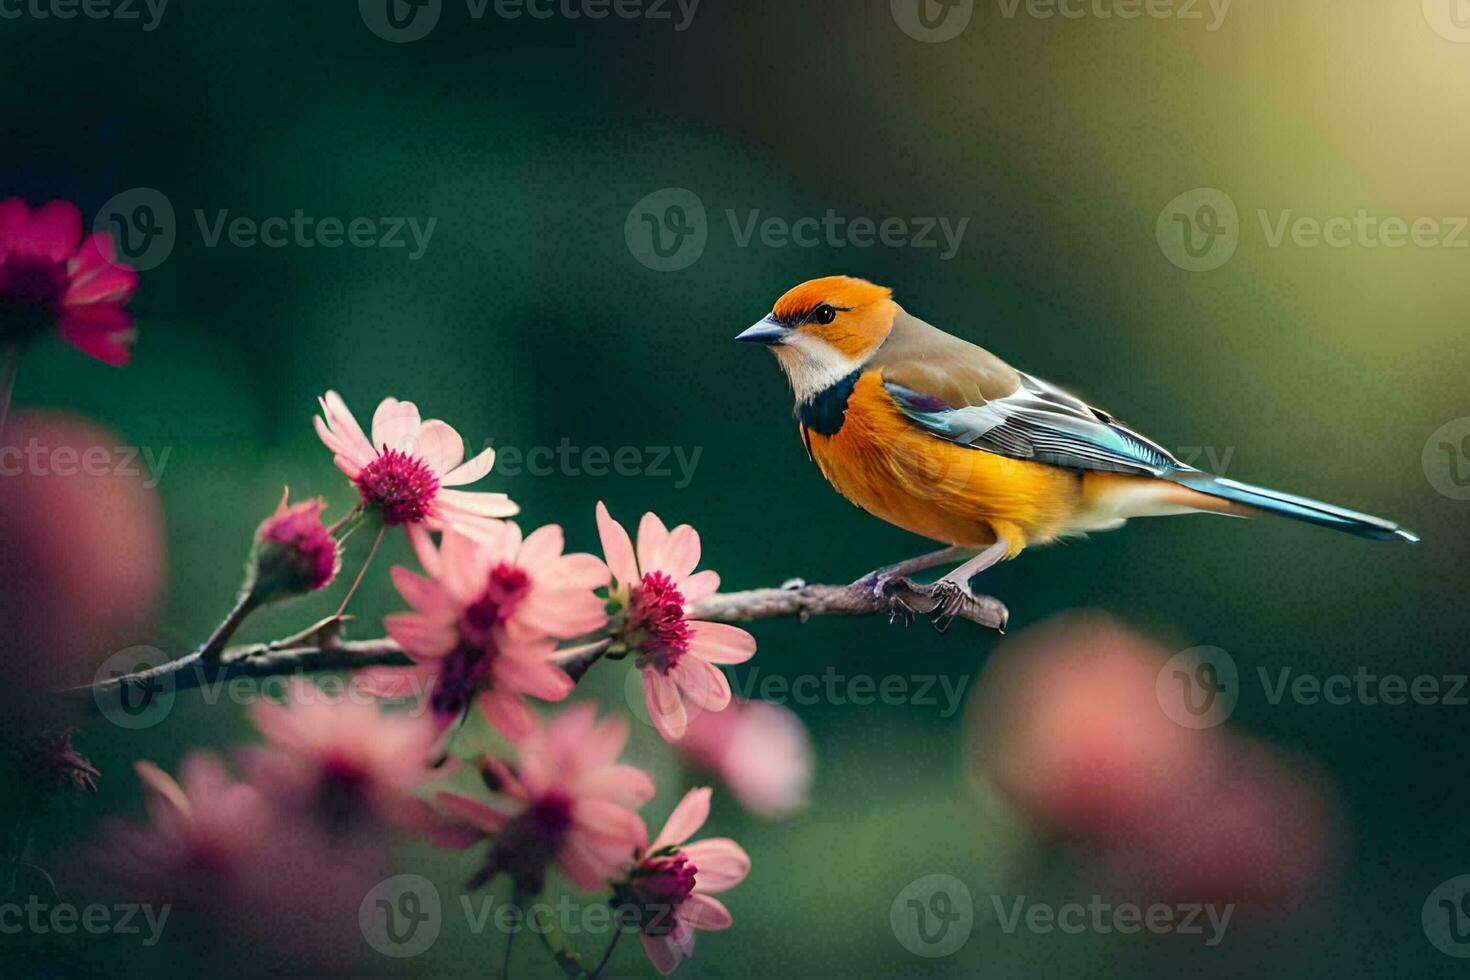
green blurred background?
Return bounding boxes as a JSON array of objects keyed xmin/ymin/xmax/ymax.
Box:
[{"xmin": 3, "ymin": 0, "xmax": 1469, "ymax": 975}]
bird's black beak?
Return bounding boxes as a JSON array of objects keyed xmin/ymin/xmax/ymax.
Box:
[{"xmin": 735, "ymin": 317, "xmax": 788, "ymax": 346}]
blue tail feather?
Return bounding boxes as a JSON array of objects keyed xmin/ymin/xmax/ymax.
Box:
[{"xmin": 1170, "ymin": 473, "xmax": 1420, "ymax": 543}]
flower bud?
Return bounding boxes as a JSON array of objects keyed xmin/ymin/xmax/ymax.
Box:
[
  {"xmin": 248, "ymin": 491, "xmax": 340, "ymax": 603},
  {"xmin": 15, "ymin": 729, "xmax": 100, "ymax": 794}
]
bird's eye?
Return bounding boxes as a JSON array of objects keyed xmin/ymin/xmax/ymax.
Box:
[{"xmin": 813, "ymin": 304, "xmax": 837, "ymax": 325}]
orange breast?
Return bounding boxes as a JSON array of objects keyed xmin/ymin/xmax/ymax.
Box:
[{"xmin": 804, "ymin": 373, "xmax": 1082, "ymax": 552}]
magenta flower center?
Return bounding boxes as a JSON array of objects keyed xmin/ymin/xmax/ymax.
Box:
[
  {"xmin": 353, "ymin": 448, "xmax": 439, "ymax": 525},
  {"xmin": 627, "ymin": 571, "xmax": 691, "ymax": 674},
  {"xmin": 464, "ymin": 564, "xmax": 532, "ymax": 635},
  {"xmin": 470, "ymin": 791, "xmax": 575, "ymax": 895},
  {"xmin": 0, "ymin": 254, "xmax": 68, "ymax": 314},
  {"xmin": 619, "ymin": 851, "xmax": 697, "ymax": 936},
  {"xmin": 431, "ymin": 640, "xmax": 494, "ymax": 719}
]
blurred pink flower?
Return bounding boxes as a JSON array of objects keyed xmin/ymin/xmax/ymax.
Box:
[
  {"xmin": 91, "ymin": 751, "xmax": 388, "ymax": 970},
  {"xmin": 969, "ymin": 613, "xmax": 1340, "ymax": 908},
  {"xmin": 313, "ymin": 391, "xmax": 516, "ymax": 531},
  {"xmin": 95, "ymin": 753, "xmax": 270, "ymax": 904},
  {"xmin": 435, "ymin": 704, "xmax": 654, "ymax": 895},
  {"xmin": 596, "ymin": 502, "xmax": 755, "ymax": 741},
  {"xmin": 679, "ymin": 699, "xmax": 813, "ymax": 819},
  {"xmin": 616, "ymin": 787, "xmax": 750, "ymax": 975},
  {"xmin": 244, "ymin": 678, "xmax": 471, "ymax": 844},
  {"xmin": 252, "ymin": 490, "xmax": 340, "ymax": 597},
  {"xmin": 0, "ymin": 198, "xmax": 139, "ymax": 365},
  {"xmin": 359, "ymin": 525, "xmax": 606, "ymax": 739}
]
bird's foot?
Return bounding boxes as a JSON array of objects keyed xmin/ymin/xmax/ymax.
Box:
[
  {"xmin": 929, "ymin": 579, "xmax": 987, "ymax": 634},
  {"xmin": 867, "ymin": 575, "xmax": 920, "ymax": 625}
]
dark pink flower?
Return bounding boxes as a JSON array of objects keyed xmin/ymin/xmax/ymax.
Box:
[
  {"xmin": 358, "ymin": 525, "xmax": 605, "ymax": 740},
  {"xmin": 435, "ymin": 704, "xmax": 653, "ymax": 895},
  {"xmin": 244, "ymin": 678, "xmax": 473, "ymax": 844},
  {"xmin": 596, "ymin": 503, "xmax": 756, "ymax": 742},
  {"xmin": 615, "ymin": 787, "xmax": 750, "ymax": 975},
  {"xmin": 0, "ymin": 198, "xmax": 138, "ymax": 365}
]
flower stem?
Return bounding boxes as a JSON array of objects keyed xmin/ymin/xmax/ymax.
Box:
[
  {"xmin": 588, "ymin": 930, "xmax": 622, "ymax": 979},
  {"xmin": 336, "ymin": 524, "xmax": 386, "ymax": 617},
  {"xmin": 0, "ymin": 344, "xmax": 20, "ymax": 434},
  {"xmin": 198, "ymin": 591, "xmax": 260, "ymax": 663}
]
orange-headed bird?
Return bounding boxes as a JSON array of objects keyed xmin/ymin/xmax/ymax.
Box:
[{"xmin": 737, "ymin": 276, "xmax": 1417, "ymax": 609}]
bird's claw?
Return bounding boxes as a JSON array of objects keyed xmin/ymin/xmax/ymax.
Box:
[{"xmin": 928, "ymin": 580, "xmax": 970, "ymax": 633}]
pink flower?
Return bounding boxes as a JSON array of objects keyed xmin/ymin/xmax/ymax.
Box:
[
  {"xmin": 360, "ymin": 525, "xmax": 608, "ymax": 740},
  {"xmin": 434, "ymin": 704, "xmax": 654, "ymax": 895},
  {"xmin": 679, "ymin": 699, "xmax": 813, "ymax": 819},
  {"xmin": 96, "ymin": 753, "xmax": 270, "ymax": 901},
  {"xmin": 596, "ymin": 502, "xmax": 756, "ymax": 741},
  {"xmin": 615, "ymin": 787, "xmax": 750, "ymax": 975},
  {"xmin": 313, "ymin": 391, "xmax": 516, "ymax": 532},
  {"xmin": 245, "ymin": 678, "xmax": 470, "ymax": 843},
  {"xmin": 0, "ymin": 198, "xmax": 139, "ymax": 365},
  {"xmin": 251, "ymin": 490, "xmax": 340, "ymax": 597}
]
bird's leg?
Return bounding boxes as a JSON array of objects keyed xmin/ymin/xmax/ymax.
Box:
[
  {"xmin": 930, "ymin": 540, "xmax": 1008, "ymax": 633},
  {"xmin": 853, "ymin": 546, "xmax": 975, "ymax": 599}
]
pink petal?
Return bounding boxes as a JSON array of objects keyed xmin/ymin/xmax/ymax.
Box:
[
  {"xmin": 437, "ymin": 529, "xmax": 488, "ymax": 604},
  {"xmin": 636, "ymin": 512, "xmax": 671, "ymax": 577},
  {"xmin": 433, "ymin": 792, "xmax": 508, "ymax": 834},
  {"xmin": 390, "ymin": 565, "xmax": 458, "ymax": 619},
  {"xmin": 384, "ymin": 612, "xmax": 458, "ymax": 660},
  {"xmin": 493, "ymin": 654, "xmax": 574, "ymax": 702},
  {"xmin": 672, "ymin": 657, "xmax": 732, "ymax": 712},
  {"xmin": 687, "ymin": 621, "xmax": 756, "ymax": 665},
  {"xmin": 480, "ymin": 691, "xmax": 537, "ymax": 742},
  {"xmin": 571, "ymin": 765, "xmax": 656, "ymax": 810},
  {"xmin": 64, "ymin": 233, "xmax": 137, "ymax": 305},
  {"xmin": 435, "ymin": 488, "xmax": 519, "ymax": 523},
  {"xmin": 28, "ymin": 199, "xmax": 82, "ymax": 261},
  {"xmin": 516, "ymin": 588, "xmax": 609, "ymax": 640},
  {"xmin": 415, "ymin": 419, "xmax": 465, "ymax": 476},
  {"xmin": 679, "ymin": 893, "xmax": 732, "ymax": 931},
  {"xmin": 679, "ymin": 569, "xmax": 720, "ymax": 604},
  {"xmin": 683, "ymin": 838, "xmax": 751, "ymax": 894},
  {"xmin": 645, "ymin": 671, "xmax": 687, "ymax": 741},
  {"xmin": 56, "ymin": 306, "xmax": 134, "ymax": 365},
  {"xmin": 317, "ymin": 391, "xmax": 374, "ymax": 462},
  {"xmin": 370, "ymin": 396, "xmax": 422, "ymax": 452},
  {"xmin": 595, "ymin": 501, "xmax": 639, "ymax": 585},
  {"xmin": 659, "ymin": 525, "xmax": 702, "ymax": 579},
  {"xmin": 554, "ymin": 552, "xmax": 612, "ymax": 590},
  {"xmin": 651, "ymin": 787, "xmax": 711, "ymax": 851},
  {"xmin": 441, "ymin": 446, "xmax": 496, "ymax": 487},
  {"xmin": 640, "ymin": 934, "xmax": 684, "ymax": 975}
]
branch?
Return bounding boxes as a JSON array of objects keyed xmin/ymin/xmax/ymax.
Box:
[{"xmin": 73, "ymin": 580, "xmax": 1007, "ymax": 702}]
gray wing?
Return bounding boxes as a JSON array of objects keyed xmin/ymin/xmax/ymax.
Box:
[{"xmin": 884, "ymin": 371, "xmax": 1190, "ymax": 477}]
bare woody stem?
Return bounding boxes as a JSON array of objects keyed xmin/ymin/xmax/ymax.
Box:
[{"xmin": 75, "ymin": 579, "xmax": 1007, "ymax": 701}]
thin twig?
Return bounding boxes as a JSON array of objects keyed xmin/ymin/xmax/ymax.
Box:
[
  {"xmin": 68, "ymin": 580, "xmax": 1007, "ymax": 702},
  {"xmin": 0, "ymin": 344, "xmax": 20, "ymax": 433}
]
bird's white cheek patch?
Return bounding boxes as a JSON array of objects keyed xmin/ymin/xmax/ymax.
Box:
[{"xmin": 775, "ymin": 333, "xmax": 863, "ymax": 403}]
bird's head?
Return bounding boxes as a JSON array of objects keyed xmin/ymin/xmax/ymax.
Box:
[{"xmin": 736, "ymin": 276, "xmax": 898, "ymax": 401}]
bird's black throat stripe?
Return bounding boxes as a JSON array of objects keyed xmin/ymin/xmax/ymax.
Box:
[{"xmin": 796, "ymin": 370, "xmax": 861, "ymax": 437}]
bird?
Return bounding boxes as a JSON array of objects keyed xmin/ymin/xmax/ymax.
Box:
[{"xmin": 736, "ymin": 275, "xmax": 1418, "ymax": 619}]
